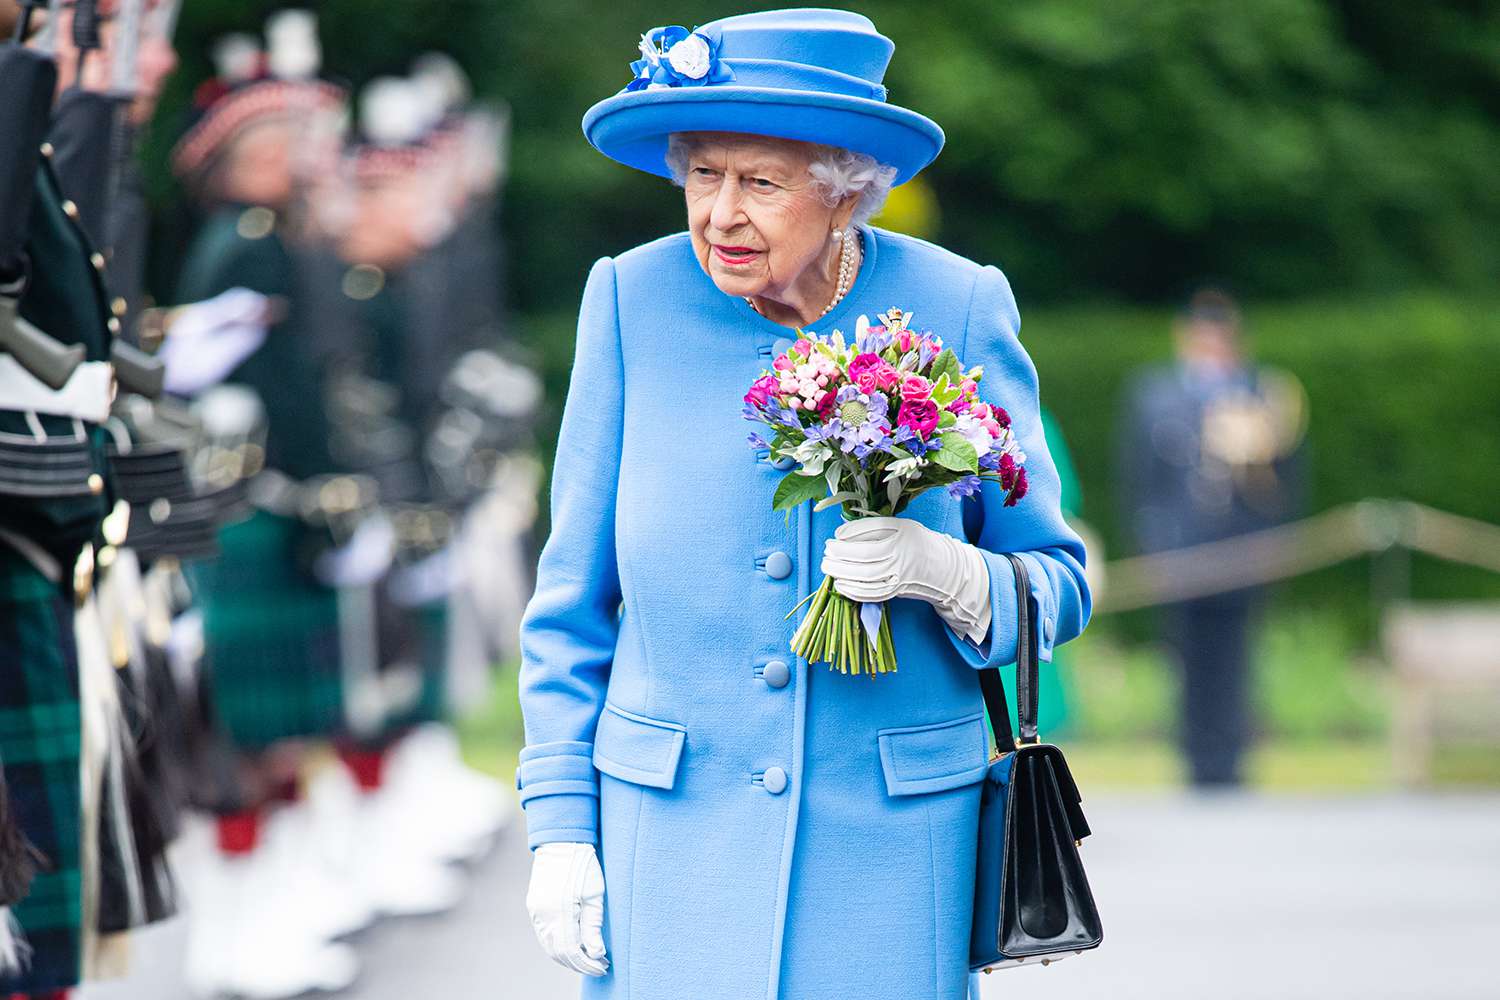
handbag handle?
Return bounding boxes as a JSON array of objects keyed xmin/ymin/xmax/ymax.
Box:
[{"xmin": 978, "ymin": 552, "xmax": 1041, "ymax": 753}]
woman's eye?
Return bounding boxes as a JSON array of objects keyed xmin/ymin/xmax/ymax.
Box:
[
  {"xmin": 750, "ymin": 177, "xmax": 777, "ymax": 190},
  {"xmin": 691, "ymin": 167, "xmax": 719, "ymax": 179}
]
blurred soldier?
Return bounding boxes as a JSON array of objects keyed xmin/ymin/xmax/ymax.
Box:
[
  {"xmin": 1119, "ymin": 288, "xmax": 1306, "ymax": 787},
  {"xmin": 0, "ymin": 0, "xmax": 125, "ymax": 994},
  {"xmin": 167, "ymin": 19, "xmax": 363, "ymax": 998}
]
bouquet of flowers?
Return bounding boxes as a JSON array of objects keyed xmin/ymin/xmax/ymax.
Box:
[{"xmin": 743, "ymin": 307, "xmax": 1029, "ymax": 677}]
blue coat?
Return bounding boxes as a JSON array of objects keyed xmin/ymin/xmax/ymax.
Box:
[{"xmin": 517, "ymin": 224, "xmax": 1091, "ymax": 1000}]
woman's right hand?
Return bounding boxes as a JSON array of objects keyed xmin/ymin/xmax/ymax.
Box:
[{"xmin": 526, "ymin": 842, "xmax": 609, "ymax": 976}]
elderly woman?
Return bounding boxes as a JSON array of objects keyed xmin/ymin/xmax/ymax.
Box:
[{"xmin": 519, "ymin": 9, "xmax": 1089, "ymax": 999}]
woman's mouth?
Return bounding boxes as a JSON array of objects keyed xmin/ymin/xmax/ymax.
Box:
[{"xmin": 714, "ymin": 245, "xmax": 762, "ymax": 266}]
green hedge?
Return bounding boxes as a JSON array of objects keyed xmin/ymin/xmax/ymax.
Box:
[{"xmin": 1022, "ymin": 292, "xmax": 1500, "ymax": 633}]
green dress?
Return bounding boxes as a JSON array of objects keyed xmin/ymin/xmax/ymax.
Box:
[
  {"xmin": 175, "ymin": 207, "xmax": 344, "ymax": 750},
  {"xmin": 0, "ymin": 158, "xmax": 115, "ymax": 995}
]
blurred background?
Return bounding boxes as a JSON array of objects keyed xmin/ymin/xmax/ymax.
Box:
[
  {"xmin": 125, "ymin": 0, "xmax": 1500, "ymax": 790},
  {"xmin": 9, "ymin": 0, "xmax": 1497, "ymax": 997}
]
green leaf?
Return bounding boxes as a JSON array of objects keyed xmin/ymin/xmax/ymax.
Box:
[
  {"xmin": 931, "ymin": 434, "xmax": 978, "ymax": 473},
  {"xmin": 773, "ymin": 470, "xmax": 829, "ymax": 512},
  {"xmin": 929, "ymin": 348, "xmax": 962, "ymax": 385},
  {"xmin": 937, "ymin": 409, "xmax": 957, "ymax": 429},
  {"xmin": 814, "ymin": 490, "xmax": 863, "ymax": 512}
]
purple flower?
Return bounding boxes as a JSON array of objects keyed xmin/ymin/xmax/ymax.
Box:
[
  {"xmin": 831, "ymin": 385, "xmax": 892, "ymax": 456},
  {"xmin": 947, "ymin": 475, "xmax": 983, "ymax": 499},
  {"xmin": 747, "ymin": 431, "xmax": 770, "ymax": 450},
  {"xmin": 977, "ymin": 449, "xmax": 1001, "ymax": 471}
]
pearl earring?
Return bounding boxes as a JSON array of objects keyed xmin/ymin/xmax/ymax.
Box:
[{"xmin": 831, "ymin": 228, "xmax": 843, "ymax": 242}]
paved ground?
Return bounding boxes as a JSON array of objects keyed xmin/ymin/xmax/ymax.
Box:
[{"xmin": 82, "ymin": 792, "xmax": 1500, "ymax": 1000}]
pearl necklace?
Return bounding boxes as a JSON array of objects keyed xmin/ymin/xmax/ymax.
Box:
[{"xmin": 745, "ymin": 227, "xmax": 862, "ymax": 322}]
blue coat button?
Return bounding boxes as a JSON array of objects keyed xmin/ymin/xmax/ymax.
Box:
[
  {"xmin": 762, "ymin": 659, "xmax": 790, "ymax": 688},
  {"xmin": 764, "ymin": 551, "xmax": 792, "ymax": 579},
  {"xmin": 769, "ymin": 455, "xmax": 796, "ymax": 471},
  {"xmin": 763, "ymin": 766, "xmax": 787, "ymax": 794},
  {"xmin": 772, "ymin": 337, "xmax": 794, "ymax": 357}
]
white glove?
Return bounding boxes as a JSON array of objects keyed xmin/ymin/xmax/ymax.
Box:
[
  {"xmin": 526, "ymin": 842, "xmax": 608, "ymax": 977},
  {"xmin": 820, "ymin": 516, "xmax": 993, "ymax": 644}
]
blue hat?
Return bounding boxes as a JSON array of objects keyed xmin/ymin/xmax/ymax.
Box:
[{"xmin": 582, "ymin": 8, "xmax": 944, "ymax": 186}]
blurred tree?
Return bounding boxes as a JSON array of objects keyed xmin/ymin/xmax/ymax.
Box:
[{"xmin": 142, "ymin": 1, "xmax": 1500, "ymax": 309}]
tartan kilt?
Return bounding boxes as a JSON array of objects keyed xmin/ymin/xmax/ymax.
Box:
[
  {"xmin": 0, "ymin": 545, "xmax": 83, "ymax": 994},
  {"xmin": 192, "ymin": 511, "xmax": 343, "ymax": 751}
]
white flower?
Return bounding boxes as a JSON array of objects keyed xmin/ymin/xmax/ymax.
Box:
[
  {"xmin": 667, "ymin": 33, "xmax": 712, "ymax": 79},
  {"xmin": 883, "ymin": 455, "xmax": 925, "ymax": 482},
  {"xmin": 788, "ymin": 439, "xmax": 833, "ymax": 476},
  {"xmin": 953, "ymin": 413, "xmax": 993, "ymax": 458}
]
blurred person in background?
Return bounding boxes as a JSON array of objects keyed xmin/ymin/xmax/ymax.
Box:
[
  {"xmin": 168, "ymin": 18, "xmax": 366, "ymax": 998},
  {"xmin": 1119, "ymin": 287, "xmax": 1306, "ymax": 787}
]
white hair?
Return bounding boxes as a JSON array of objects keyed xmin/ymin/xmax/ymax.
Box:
[{"xmin": 664, "ymin": 133, "xmax": 898, "ymax": 226}]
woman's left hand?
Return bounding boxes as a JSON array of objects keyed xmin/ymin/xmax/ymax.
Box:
[{"xmin": 820, "ymin": 517, "xmax": 993, "ymax": 643}]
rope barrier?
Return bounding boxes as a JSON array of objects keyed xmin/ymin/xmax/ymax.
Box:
[{"xmin": 1095, "ymin": 499, "xmax": 1500, "ymax": 612}]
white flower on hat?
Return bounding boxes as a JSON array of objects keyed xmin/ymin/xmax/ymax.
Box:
[{"xmin": 667, "ymin": 33, "xmax": 712, "ymax": 80}]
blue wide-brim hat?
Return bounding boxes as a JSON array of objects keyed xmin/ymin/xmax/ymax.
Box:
[{"xmin": 582, "ymin": 8, "xmax": 944, "ymax": 186}]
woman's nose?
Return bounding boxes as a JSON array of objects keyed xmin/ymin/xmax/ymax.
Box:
[{"xmin": 708, "ymin": 178, "xmax": 746, "ymax": 233}]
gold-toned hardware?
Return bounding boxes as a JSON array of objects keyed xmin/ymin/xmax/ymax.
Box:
[
  {"xmin": 90, "ymin": 252, "xmax": 105, "ymax": 271},
  {"xmin": 62, "ymin": 199, "xmax": 79, "ymax": 220},
  {"xmin": 101, "ymin": 500, "xmax": 131, "ymax": 547},
  {"xmin": 111, "ymin": 297, "xmax": 128, "ymax": 317},
  {"xmin": 1075, "ymin": 839, "xmax": 1082, "ymax": 848},
  {"xmin": 73, "ymin": 545, "xmax": 95, "ymax": 605},
  {"xmin": 40, "ymin": 142, "xmax": 54, "ymax": 157},
  {"xmin": 982, "ymin": 968, "xmax": 993, "ymax": 975},
  {"xmin": 87, "ymin": 473, "xmax": 104, "ymax": 494}
]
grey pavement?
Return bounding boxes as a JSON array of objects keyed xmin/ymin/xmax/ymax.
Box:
[{"xmin": 82, "ymin": 792, "xmax": 1500, "ymax": 1000}]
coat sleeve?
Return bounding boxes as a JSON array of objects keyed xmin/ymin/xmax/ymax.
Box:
[
  {"xmin": 515, "ymin": 257, "xmax": 624, "ymax": 849},
  {"xmin": 946, "ymin": 264, "xmax": 1092, "ymax": 669}
]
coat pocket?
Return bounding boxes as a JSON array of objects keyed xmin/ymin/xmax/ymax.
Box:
[
  {"xmin": 876, "ymin": 711, "xmax": 989, "ymax": 796},
  {"xmin": 592, "ymin": 701, "xmax": 687, "ymax": 790}
]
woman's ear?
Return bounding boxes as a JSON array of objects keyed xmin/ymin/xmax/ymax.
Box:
[{"xmin": 833, "ymin": 194, "xmax": 859, "ymax": 232}]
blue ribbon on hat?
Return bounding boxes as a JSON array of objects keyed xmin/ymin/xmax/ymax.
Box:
[{"xmin": 626, "ymin": 25, "xmax": 736, "ymax": 91}]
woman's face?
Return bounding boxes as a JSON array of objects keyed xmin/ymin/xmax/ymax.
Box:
[{"xmin": 681, "ymin": 132, "xmax": 852, "ymax": 303}]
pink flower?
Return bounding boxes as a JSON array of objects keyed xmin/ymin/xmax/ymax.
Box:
[
  {"xmin": 855, "ymin": 370, "xmax": 879, "ymax": 393},
  {"xmin": 970, "ymin": 402, "xmax": 989, "ymax": 421},
  {"xmin": 998, "ymin": 453, "xmax": 1017, "ymax": 490},
  {"xmin": 896, "ymin": 330, "xmax": 914, "ymax": 352},
  {"xmin": 875, "ymin": 365, "xmax": 900, "ymax": 390},
  {"xmin": 744, "ymin": 374, "xmax": 779, "ymax": 408},
  {"xmin": 897, "ymin": 398, "xmax": 940, "ymax": 439},
  {"xmin": 793, "ymin": 339, "xmax": 813, "ymax": 356},
  {"xmin": 992, "ymin": 406, "xmax": 1011, "ymax": 428},
  {"xmin": 900, "ymin": 375, "xmax": 933, "ymax": 403},
  {"xmin": 960, "ymin": 379, "xmax": 978, "ymax": 395},
  {"xmin": 772, "ymin": 355, "xmax": 795, "ymax": 372},
  {"xmin": 1004, "ymin": 467, "xmax": 1028, "ymax": 507},
  {"xmin": 847, "ymin": 351, "xmax": 883, "ymax": 381},
  {"xmin": 981, "ymin": 417, "xmax": 1004, "ymax": 438},
  {"xmin": 947, "ymin": 397, "xmax": 970, "ymax": 414}
]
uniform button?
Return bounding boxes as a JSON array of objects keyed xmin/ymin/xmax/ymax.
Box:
[
  {"xmin": 772, "ymin": 337, "xmax": 793, "ymax": 357},
  {"xmin": 769, "ymin": 455, "xmax": 795, "ymax": 471},
  {"xmin": 764, "ymin": 551, "xmax": 792, "ymax": 580},
  {"xmin": 762, "ymin": 659, "xmax": 790, "ymax": 688},
  {"xmin": 763, "ymin": 766, "xmax": 787, "ymax": 794}
]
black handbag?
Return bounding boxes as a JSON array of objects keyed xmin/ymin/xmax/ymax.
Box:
[{"xmin": 969, "ymin": 552, "xmax": 1103, "ymax": 974}]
